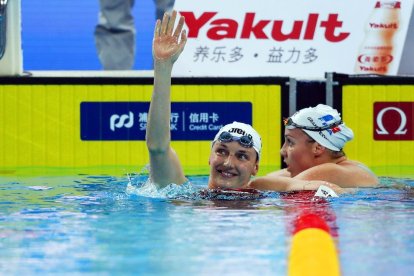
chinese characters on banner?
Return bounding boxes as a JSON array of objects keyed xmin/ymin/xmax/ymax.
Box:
[
  {"xmin": 81, "ymin": 102, "xmax": 252, "ymax": 141},
  {"xmin": 173, "ymin": 0, "xmax": 414, "ymax": 78}
]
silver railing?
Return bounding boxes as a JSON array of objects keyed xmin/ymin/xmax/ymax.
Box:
[{"xmin": 0, "ymin": 0, "xmax": 8, "ymax": 59}]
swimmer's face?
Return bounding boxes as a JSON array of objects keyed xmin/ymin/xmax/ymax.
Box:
[
  {"xmin": 208, "ymin": 141, "xmax": 259, "ymax": 189},
  {"xmin": 280, "ymin": 128, "xmax": 316, "ymax": 177}
]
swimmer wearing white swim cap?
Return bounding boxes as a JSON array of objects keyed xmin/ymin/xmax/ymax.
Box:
[
  {"xmin": 147, "ymin": 11, "xmax": 262, "ymax": 191},
  {"xmin": 246, "ymin": 104, "xmax": 378, "ymax": 191}
]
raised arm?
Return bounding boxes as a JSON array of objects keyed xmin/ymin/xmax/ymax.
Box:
[{"xmin": 146, "ymin": 11, "xmax": 187, "ymax": 187}]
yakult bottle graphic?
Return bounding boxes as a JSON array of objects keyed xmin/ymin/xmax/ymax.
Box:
[{"xmin": 355, "ymin": 1, "xmax": 401, "ymax": 74}]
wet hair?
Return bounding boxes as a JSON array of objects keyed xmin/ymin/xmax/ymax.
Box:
[{"xmin": 328, "ymin": 148, "xmax": 346, "ymax": 158}]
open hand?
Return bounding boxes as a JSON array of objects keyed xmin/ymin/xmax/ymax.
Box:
[{"xmin": 153, "ymin": 10, "xmax": 187, "ymax": 64}]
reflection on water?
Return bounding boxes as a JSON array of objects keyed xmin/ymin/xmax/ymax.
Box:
[{"xmin": 0, "ymin": 175, "xmax": 413, "ymax": 275}]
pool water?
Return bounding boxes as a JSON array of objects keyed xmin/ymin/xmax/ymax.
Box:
[{"xmin": 0, "ymin": 174, "xmax": 413, "ymax": 275}]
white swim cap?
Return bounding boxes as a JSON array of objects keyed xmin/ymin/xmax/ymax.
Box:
[
  {"xmin": 213, "ymin": 121, "xmax": 262, "ymax": 160},
  {"xmin": 286, "ymin": 104, "xmax": 354, "ymax": 151}
]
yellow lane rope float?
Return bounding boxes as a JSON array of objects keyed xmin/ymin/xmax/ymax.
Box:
[{"xmin": 287, "ymin": 187, "xmax": 341, "ymax": 276}]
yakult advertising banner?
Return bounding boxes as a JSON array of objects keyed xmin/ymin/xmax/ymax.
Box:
[{"xmin": 173, "ymin": 0, "xmax": 414, "ymax": 78}]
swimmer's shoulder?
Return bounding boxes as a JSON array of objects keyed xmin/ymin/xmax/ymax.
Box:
[
  {"xmin": 338, "ymin": 160, "xmax": 378, "ymax": 186},
  {"xmin": 299, "ymin": 160, "xmax": 378, "ymax": 187},
  {"xmin": 340, "ymin": 159, "xmax": 374, "ymax": 173},
  {"xmin": 266, "ymin": 169, "xmax": 291, "ymax": 177}
]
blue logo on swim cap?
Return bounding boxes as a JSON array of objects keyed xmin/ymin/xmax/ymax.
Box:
[
  {"xmin": 318, "ymin": 115, "xmax": 339, "ymax": 135},
  {"xmin": 318, "ymin": 115, "xmax": 335, "ymax": 123}
]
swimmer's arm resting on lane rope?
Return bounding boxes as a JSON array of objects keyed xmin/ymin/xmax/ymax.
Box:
[
  {"xmin": 246, "ymin": 176, "xmax": 345, "ymax": 194},
  {"xmin": 265, "ymin": 168, "xmax": 291, "ymax": 177}
]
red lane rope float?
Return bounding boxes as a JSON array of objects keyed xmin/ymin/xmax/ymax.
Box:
[{"xmin": 285, "ymin": 191, "xmax": 341, "ymax": 276}]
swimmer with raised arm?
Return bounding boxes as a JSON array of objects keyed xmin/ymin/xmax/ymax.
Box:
[
  {"xmin": 147, "ymin": 11, "xmax": 264, "ymax": 190},
  {"xmin": 146, "ymin": 11, "xmax": 345, "ymax": 194},
  {"xmin": 246, "ymin": 104, "xmax": 379, "ymax": 191}
]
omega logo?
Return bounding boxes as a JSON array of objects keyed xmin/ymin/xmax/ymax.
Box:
[{"xmin": 376, "ymin": 107, "xmax": 407, "ymax": 135}]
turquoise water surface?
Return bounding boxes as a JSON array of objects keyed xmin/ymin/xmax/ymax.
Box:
[{"xmin": 0, "ymin": 175, "xmax": 413, "ymax": 275}]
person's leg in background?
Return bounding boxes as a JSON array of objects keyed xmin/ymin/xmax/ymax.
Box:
[
  {"xmin": 154, "ymin": 0, "xmax": 175, "ymax": 20},
  {"xmin": 94, "ymin": 0, "xmax": 135, "ymax": 70}
]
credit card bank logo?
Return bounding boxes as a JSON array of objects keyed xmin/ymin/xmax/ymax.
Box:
[{"xmin": 81, "ymin": 102, "xmax": 252, "ymax": 141}]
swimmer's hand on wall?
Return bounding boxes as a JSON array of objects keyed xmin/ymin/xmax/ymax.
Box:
[{"xmin": 153, "ymin": 10, "xmax": 187, "ymax": 65}]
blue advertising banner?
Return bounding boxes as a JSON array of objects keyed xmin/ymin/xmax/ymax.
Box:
[{"xmin": 81, "ymin": 102, "xmax": 252, "ymax": 141}]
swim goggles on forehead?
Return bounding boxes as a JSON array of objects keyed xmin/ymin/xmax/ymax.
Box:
[
  {"xmin": 218, "ymin": 131, "xmax": 254, "ymax": 148},
  {"xmin": 283, "ymin": 117, "xmax": 342, "ymax": 131}
]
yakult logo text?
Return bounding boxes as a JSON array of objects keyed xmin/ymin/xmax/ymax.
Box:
[
  {"xmin": 374, "ymin": 102, "xmax": 414, "ymax": 140},
  {"xmin": 369, "ymin": 22, "xmax": 399, "ymax": 29},
  {"xmin": 180, "ymin": 12, "xmax": 350, "ymax": 42}
]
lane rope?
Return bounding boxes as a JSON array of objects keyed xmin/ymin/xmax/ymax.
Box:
[{"xmin": 287, "ymin": 185, "xmax": 341, "ymax": 276}]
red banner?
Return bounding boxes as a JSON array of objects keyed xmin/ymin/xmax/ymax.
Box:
[{"xmin": 374, "ymin": 102, "xmax": 414, "ymax": 140}]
